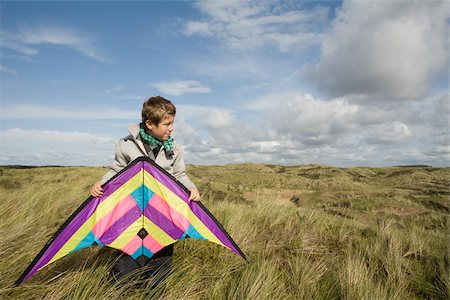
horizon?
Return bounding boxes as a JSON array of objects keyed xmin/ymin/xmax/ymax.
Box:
[
  {"xmin": 0, "ymin": 162, "xmax": 441, "ymax": 169},
  {"xmin": 1, "ymin": 1, "xmax": 449, "ymax": 168}
]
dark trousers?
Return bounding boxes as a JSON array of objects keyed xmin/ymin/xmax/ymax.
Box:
[{"xmin": 111, "ymin": 244, "xmax": 173, "ymax": 286}]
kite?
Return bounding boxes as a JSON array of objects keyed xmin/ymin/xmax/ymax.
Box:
[{"xmin": 16, "ymin": 157, "xmax": 246, "ymax": 285}]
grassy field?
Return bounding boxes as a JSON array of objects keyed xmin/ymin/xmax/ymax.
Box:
[{"xmin": 0, "ymin": 163, "xmax": 448, "ymax": 299}]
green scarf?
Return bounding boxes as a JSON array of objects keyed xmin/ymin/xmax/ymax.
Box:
[{"xmin": 139, "ymin": 123, "xmax": 174, "ymax": 156}]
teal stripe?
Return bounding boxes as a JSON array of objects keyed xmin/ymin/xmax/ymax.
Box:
[
  {"xmin": 185, "ymin": 224, "xmax": 207, "ymax": 240},
  {"xmin": 131, "ymin": 246, "xmax": 154, "ymax": 259},
  {"xmin": 70, "ymin": 231, "xmax": 103, "ymax": 253}
]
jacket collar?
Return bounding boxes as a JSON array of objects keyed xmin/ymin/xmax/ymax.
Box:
[
  {"xmin": 128, "ymin": 124, "xmax": 141, "ymax": 139},
  {"xmin": 127, "ymin": 124, "xmax": 151, "ymax": 158}
]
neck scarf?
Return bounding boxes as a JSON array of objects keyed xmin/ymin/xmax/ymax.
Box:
[{"xmin": 139, "ymin": 123, "xmax": 174, "ymax": 157}]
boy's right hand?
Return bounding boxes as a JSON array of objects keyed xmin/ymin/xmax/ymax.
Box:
[{"xmin": 91, "ymin": 181, "xmax": 103, "ymax": 197}]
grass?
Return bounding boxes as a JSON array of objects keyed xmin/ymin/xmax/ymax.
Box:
[{"xmin": 0, "ymin": 164, "xmax": 448, "ymax": 299}]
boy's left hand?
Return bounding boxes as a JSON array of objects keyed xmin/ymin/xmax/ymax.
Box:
[{"xmin": 188, "ymin": 189, "xmax": 200, "ymax": 202}]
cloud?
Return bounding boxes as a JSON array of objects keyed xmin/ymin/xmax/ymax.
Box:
[
  {"xmin": 174, "ymin": 91, "xmax": 449, "ymax": 167},
  {"xmin": 121, "ymin": 95, "xmax": 146, "ymax": 101},
  {"xmin": 268, "ymin": 92, "xmax": 424, "ymax": 149},
  {"xmin": 175, "ymin": 103, "xmax": 273, "ymax": 149},
  {"xmin": 432, "ymin": 94, "xmax": 450, "ymax": 128},
  {"xmin": 184, "ymin": 21, "xmax": 217, "ymax": 37},
  {"xmin": 0, "ymin": 65, "xmax": 18, "ymax": 76},
  {"xmin": 187, "ymin": 54, "xmax": 270, "ymax": 80},
  {"xmin": 272, "ymin": 93, "xmax": 359, "ymax": 142},
  {"xmin": 0, "ymin": 128, "xmax": 116, "ymax": 166},
  {"xmin": 431, "ymin": 142, "xmax": 450, "ymax": 159},
  {"xmin": 1, "ymin": 26, "xmax": 113, "ymax": 63},
  {"xmin": 103, "ymin": 84, "xmax": 126, "ymax": 94},
  {"xmin": 176, "ymin": 104, "xmax": 237, "ymax": 128},
  {"xmin": 2, "ymin": 96, "xmax": 446, "ymax": 167},
  {"xmin": 199, "ymin": 109, "xmax": 236, "ymax": 129},
  {"xmin": 1, "ymin": 104, "xmax": 138, "ymax": 120},
  {"xmin": 303, "ymin": 0, "xmax": 449, "ymax": 99},
  {"xmin": 184, "ymin": 0, "xmax": 328, "ymax": 52},
  {"xmin": 244, "ymin": 90, "xmax": 301, "ymax": 111},
  {"xmin": 149, "ymin": 80, "xmax": 211, "ymax": 96},
  {"xmin": 0, "ymin": 30, "xmax": 39, "ymax": 56},
  {"xmin": 364, "ymin": 122, "xmax": 412, "ymax": 145}
]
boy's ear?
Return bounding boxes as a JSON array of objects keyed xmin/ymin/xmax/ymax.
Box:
[{"xmin": 145, "ymin": 120, "xmax": 154, "ymax": 130}]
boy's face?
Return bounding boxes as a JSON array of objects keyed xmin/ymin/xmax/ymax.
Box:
[{"xmin": 145, "ymin": 114, "xmax": 175, "ymax": 141}]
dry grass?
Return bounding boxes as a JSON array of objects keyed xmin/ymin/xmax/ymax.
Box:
[{"xmin": 0, "ymin": 164, "xmax": 448, "ymax": 299}]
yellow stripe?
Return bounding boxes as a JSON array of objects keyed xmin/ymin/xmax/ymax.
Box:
[
  {"xmin": 109, "ymin": 218, "xmax": 143, "ymax": 250},
  {"xmin": 143, "ymin": 171, "xmax": 224, "ymax": 246},
  {"xmin": 46, "ymin": 216, "xmax": 96, "ymax": 266},
  {"xmin": 47, "ymin": 171, "xmax": 144, "ymax": 265},
  {"xmin": 143, "ymin": 216, "xmax": 175, "ymax": 246}
]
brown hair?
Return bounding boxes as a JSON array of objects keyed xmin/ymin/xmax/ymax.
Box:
[{"xmin": 141, "ymin": 96, "xmax": 176, "ymax": 125}]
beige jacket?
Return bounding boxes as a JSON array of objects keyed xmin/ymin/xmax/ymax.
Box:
[{"xmin": 100, "ymin": 124, "xmax": 196, "ymax": 190}]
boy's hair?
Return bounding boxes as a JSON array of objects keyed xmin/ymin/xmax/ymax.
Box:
[{"xmin": 142, "ymin": 96, "xmax": 176, "ymax": 125}]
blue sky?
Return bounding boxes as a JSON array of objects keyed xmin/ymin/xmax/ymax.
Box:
[{"xmin": 1, "ymin": 0, "xmax": 449, "ymax": 167}]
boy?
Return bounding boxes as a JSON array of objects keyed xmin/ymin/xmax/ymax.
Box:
[{"xmin": 91, "ymin": 95, "xmax": 200, "ymax": 282}]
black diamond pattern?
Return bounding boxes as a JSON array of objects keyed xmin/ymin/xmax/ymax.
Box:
[{"xmin": 137, "ymin": 228, "xmax": 148, "ymax": 239}]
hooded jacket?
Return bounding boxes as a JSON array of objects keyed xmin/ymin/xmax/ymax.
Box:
[{"xmin": 100, "ymin": 124, "xmax": 196, "ymax": 190}]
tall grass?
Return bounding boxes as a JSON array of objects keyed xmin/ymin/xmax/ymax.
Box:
[{"xmin": 0, "ymin": 165, "xmax": 448, "ymax": 299}]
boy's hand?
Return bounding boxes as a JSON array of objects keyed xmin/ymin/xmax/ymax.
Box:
[
  {"xmin": 91, "ymin": 181, "xmax": 103, "ymax": 197},
  {"xmin": 188, "ymin": 189, "xmax": 200, "ymax": 202}
]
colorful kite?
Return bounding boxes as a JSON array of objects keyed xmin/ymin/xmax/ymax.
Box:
[{"xmin": 16, "ymin": 157, "xmax": 246, "ymax": 285}]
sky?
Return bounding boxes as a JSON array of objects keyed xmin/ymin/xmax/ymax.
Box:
[{"xmin": 0, "ymin": 0, "xmax": 449, "ymax": 167}]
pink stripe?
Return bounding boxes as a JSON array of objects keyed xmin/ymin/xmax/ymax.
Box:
[
  {"xmin": 149, "ymin": 194, "xmax": 190, "ymax": 232},
  {"xmin": 121, "ymin": 235, "xmax": 143, "ymax": 255},
  {"xmin": 143, "ymin": 234, "xmax": 165, "ymax": 253},
  {"xmin": 92, "ymin": 195, "xmax": 137, "ymax": 237}
]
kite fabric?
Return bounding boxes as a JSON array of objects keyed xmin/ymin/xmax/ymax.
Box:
[{"xmin": 16, "ymin": 157, "xmax": 246, "ymax": 285}]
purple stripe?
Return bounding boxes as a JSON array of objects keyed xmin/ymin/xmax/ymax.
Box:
[
  {"xmin": 143, "ymin": 162, "xmax": 240, "ymax": 255},
  {"xmin": 99, "ymin": 205, "xmax": 142, "ymax": 244},
  {"xmin": 143, "ymin": 205, "xmax": 184, "ymax": 240},
  {"xmin": 100, "ymin": 162, "xmax": 143, "ymax": 203},
  {"xmin": 23, "ymin": 162, "xmax": 145, "ymax": 281},
  {"xmin": 189, "ymin": 202, "xmax": 240, "ymax": 255}
]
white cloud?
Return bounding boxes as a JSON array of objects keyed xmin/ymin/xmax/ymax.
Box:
[
  {"xmin": 2, "ymin": 94, "xmax": 447, "ymax": 167},
  {"xmin": 432, "ymin": 144, "xmax": 450, "ymax": 156},
  {"xmin": 1, "ymin": 104, "xmax": 138, "ymax": 120},
  {"xmin": 1, "ymin": 26, "xmax": 113, "ymax": 63},
  {"xmin": 187, "ymin": 55, "xmax": 269, "ymax": 80},
  {"xmin": 184, "ymin": 21, "xmax": 217, "ymax": 37},
  {"xmin": 174, "ymin": 91, "xmax": 448, "ymax": 167},
  {"xmin": 0, "ymin": 30, "xmax": 39, "ymax": 56},
  {"xmin": 150, "ymin": 80, "xmax": 211, "ymax": 96},
  {"xmin": 121, "ymin": 95, "xmax": 146, "ymax": 101},
  {"xmin": 433, "ymin": 94, "xmax": 450, "ymax": 128},
  {"xmin": 244, "ymin": 90, "xmax": 300, "ymax": 111},
  {"xmin": 0, "ymin": 65, "xmax": 18, "ymax": 76},
  {"xmin": 0, "ymin": 128, "xmax": 115, "ymax": 166},
  {"xmin": 272, "ymin": 93, "xmax": 359, "ymax": 142},
  {"xmin": 304, "ymin": 0, "xmax": 449, "ymax": 99},
  {"xmin": 197, "ymin": 110, "xmax": 235, "ymax": 130},
  {"xmin": 364, "ymin": 122, "xmax": 412, "ymax": 145},
  {"xmin": 194, "ymin": 0, "xmax": 264, "ymax": 22},
  {"xmin": 184, "ymin": 0, "xmax": 328, "ymax": 52},
  {"xmin": 0, "ymin": 128, "xmax": 114, "ymax": 145},
  {"xmin": 176, "ymin": 104, "xmax": 236, "ymax": 126},
  {"xmin": 103, "ymin": 84, "xmax": 126, "ymax": 94}
]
